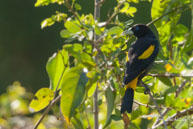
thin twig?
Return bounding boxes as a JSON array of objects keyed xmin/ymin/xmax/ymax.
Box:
[
  {"xmin": 65, "ymin": 0, "xmax": 83, "ymax": 26},
  {"xmin": 33, "ymin": 95, "xmax": 61, "ymax": 129},
  {"xmin": 152, "ymin": 108, "xmax": 170, "ymax": 128},
  {"xmin": 148, "ymin": 73, "xmax": 193, "ymax": 78},
  {"xmin": 134, "ymin": 100, "xmax": 157, "ymax": 109},
  {"xmin": 176, "ymin": 80, "xmax": 188, "ymax": 97},
  {"xmin": 34, "ymin": 51, "xmax": 68, "ymax": 129},
  {"xmin": 102, "ymin": 1, "xmax": 125, "ymax": 27},
  {"xmin": 152, "ymin": 106, "xmax": 193, "ymax": 129},
  {"xmin": 139, "ymin": 81, "xmax": 168, "ymax": 129},
  {"xmin": 147, "ymin": 3, "xmax": 190, "ymax": 26},
  {"xmin": 152, "ymin": 80, "xmax": 189, "ymax": 128}
]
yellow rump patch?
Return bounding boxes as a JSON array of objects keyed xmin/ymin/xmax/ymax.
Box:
[
  {"xmin": 125, "ymin": 76, "xmax": 139, "ymax": 90},
  {"xmin": 138, "ymin": 45, "xmax": 155, "ymax": 59}
]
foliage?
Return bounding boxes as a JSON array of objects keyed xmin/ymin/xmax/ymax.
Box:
[
  {"xmin": 0, "ymin": 82, "xmax": 64, "ymax": 129},
  {"xmin": 28, "ymin": 0, "xmax": 193, "ymax": 128}
]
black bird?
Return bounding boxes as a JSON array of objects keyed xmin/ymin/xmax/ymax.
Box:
[{"xmin": 121, "ymin": 24, "xmax": 159, "ymax": 113}]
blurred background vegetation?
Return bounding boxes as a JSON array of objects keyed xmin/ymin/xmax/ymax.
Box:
[{"xmin": 0, "ymin": 0, "xmax": 191, "ymax": 93}]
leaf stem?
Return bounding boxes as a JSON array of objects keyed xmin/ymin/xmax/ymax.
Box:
[{"xmin": 33, "ymin": 95, "xmax": 61, "ymax": 129}]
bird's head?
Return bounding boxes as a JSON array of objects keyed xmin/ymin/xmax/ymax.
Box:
[{"xmin": 122, "ymin": 24, "xmax": 154, "ymax": 38}]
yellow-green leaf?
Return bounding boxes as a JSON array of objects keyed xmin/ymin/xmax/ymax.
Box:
[
  {"xmin": 60, "ymin": 67, "xmax": 88, "ymax": 123},
  {"xmin": 65, "ymin": 20, "xmax": 81, "ymax": 33},
  {"xmin": 29, "ymin": 88, "xmax": 54, "ymax": 112},
  {"xmin": 46, "ymin": 50, "xmax": 69, "ymax": 91}
]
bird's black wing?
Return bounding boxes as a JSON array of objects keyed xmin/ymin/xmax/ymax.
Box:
[{"xmin": 123, "ymin": 37, "xmax": 159, "ymax": 85}]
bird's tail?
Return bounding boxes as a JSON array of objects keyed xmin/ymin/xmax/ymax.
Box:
[{"xmin": 121, "ymin": 88, "xmax": 134, "ymax": 113}]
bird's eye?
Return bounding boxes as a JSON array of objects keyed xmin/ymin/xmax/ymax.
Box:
[{"xmin": 135, "ymin": 26, "xmax": 140, "ymax": 31}]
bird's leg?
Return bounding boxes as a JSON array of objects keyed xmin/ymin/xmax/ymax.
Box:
[{"xmin": 139, "ymin": 81, "xmax": 150, "ymax": 94}]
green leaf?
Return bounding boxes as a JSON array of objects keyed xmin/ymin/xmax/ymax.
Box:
[
  {"xmin": 134, "ymin": 92, "xmax": 149, "ymax": 104},
  {"xmin": 157, "ymin": 77, "xmax": 173, "ymax": 86},
  {"xmin": 46, "ymin": 50, "xmax": 69, "ymax": 91},
  {"xmin": 65, "ymin": 20, "xmax": 81, "ymax": 33},
  {"xmin": 183, "ymin": 2, "xmax": 193, "ymax": 52},
  {"xmin": 41, "ymin": 12, "xmax": 67, "ymax": 29},
  {"xmin": 135, "ymin": 87, "xmax": 145, "ymax": 93},
  {"xmin": 94, "ymin": 25, "xmax": 102, "ymax": 35},
  {"xmin": 63, "ymin": 44, "xmax": 96, "ymax": 69},
  {"xmin": 88, "ymin": 82, "xmax": 97, "ymax": 97},
  {"xmin": 71, "ymin": 115, "xmax": 84, "ymax": 129},
  {"xmin": 107, "ymin": 26, "xmax": 123, "ymax": 36},
  {"xmin": 104, "ymin": 84, "xmax": 116, "ymax": 128},
  {"xmin": 151, "ymin": 0, "xmax": 167, "ymax": 19},
  {"xmin": 111, "ymin": 114, "xmax": 122, "ymax": 121},
  {"xmin": 74, "ymin": 3, "xmax": 82, "ymax": 11},
  {"xmin": 164, "ymin": 86, "xmax": 178, "ymax": 95},
  {"xmin": 29, "ymin": 88, "xmax": 54, "ymax": 112},
  {"xmin": 173, "ymin": 24, "xmax": 189, "ymax": 42},
  {"xmin": 71, "ymin": 71, "xmax": 88, "ymax": 114},
  {"xmin": 120, "ymin": 2, "xmax": 130, "ymax": 14},
  {"xmin": 60, "ymin": 30, "xmax": 72, "ymax": 38},
  {"xmin": 41, "ymin": 18, "xmax": 55, "ymax": 29},
  {"xmin": 120, "ymin": 2, "xmax": 137, "ymax": 17},
  {"xmin": 35, "ymin": 0, "xmax": 64, "ymax": 7},
  {"xmin": 127, "ymin": 7, "xmax": 137, "ymax": 17},
  {"xmin": 60, "ymin": 67, "xmax": 88, "ymax": 122}
]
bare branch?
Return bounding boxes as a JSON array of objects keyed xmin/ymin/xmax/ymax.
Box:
[
  {"xmin": 148, "ymin": 73, "xmax": 193, "ymax": 78},
  {"xmin": 152, "ymin": 106, "xmax": 193, "ymax": 129},
  {"xmin": 93, "ymin": 0, "xmax": 101, "ymax": 129},
  {"xmin": 33, "ymin": 95, "xmax": 61, "ymax": 129},
  {"xmin": 102, "ymin": 1, "xmax": 124, "ymax": 27},
  {"xmin": 139, "ymin": 81, "xmax": 168, "ymax": 129},
  {"xmin": 147, "ymin": 3, "xmax": 191, "ymax": 26},
  {"xmin": 152, "ymin": 80, "xmax": 189, "ymax": 128},
  {"xmin": 176, "ymin": 80, "xmax": 188, "ymax": 97},
  {"xmin": 97, "ymin": 0, "xmax": 105, "ymax": 6},
  {"xmin": 134, "ymin": 100, "xmax": 157, "ymax": 109},
  {"xmin": 152, "ymin": 108, "xmax": 170, "ymax": 128}
]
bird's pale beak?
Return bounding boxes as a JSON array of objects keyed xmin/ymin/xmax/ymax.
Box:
[{"xmin": 121, "ymin": 29, "xmax": 134, "ymax": 36}]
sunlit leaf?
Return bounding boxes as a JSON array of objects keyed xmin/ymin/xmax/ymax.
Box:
[
  {"xmin": 35, "ymin": 0, "xmax": 64, "ymax": 7},
  {"xmin": 127, "ymin": 7, "xmax": 137, "ymax": 17},
  {"xmin": 74, "ymin": 3, "xmax": 82, "ymax": 11},
  {"xmin": 65, "ymin": 20, "xmax": 81, "ymax": 33},
  {"xmin": 127, "ymin": 0, "xmax": 139, "ymax": 3},
  {"xmin": 107, "ymin": 26, "xmax": 123, "ymax": 36},
  {"xmin": 63, "ymin": 44, "xmax": 96, "ymax": 69},
  {"xmin": 60, "ymin": 30, "xmax": 72, "ymax": 38},
  {"xmin": 60, "ymin": 67, "xmax": 88, "ymax": 122},
  {"xmin": 134, "ymin": 92, "xmax": 149, "ymax": 104},
  {"xmin": 46, "ymin": 50, "xmax": 69, "ymax": 91},
  {"xmin": 94, "ymin": 24, "xmax": 102, "ymax": 35},
  {"xmin": 29, "ymin": 88, "xmax": 54, "ymax": 112},
  {"xmin": 41, "ymin": 12, "xmax": 67, "ymax": 29}
]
